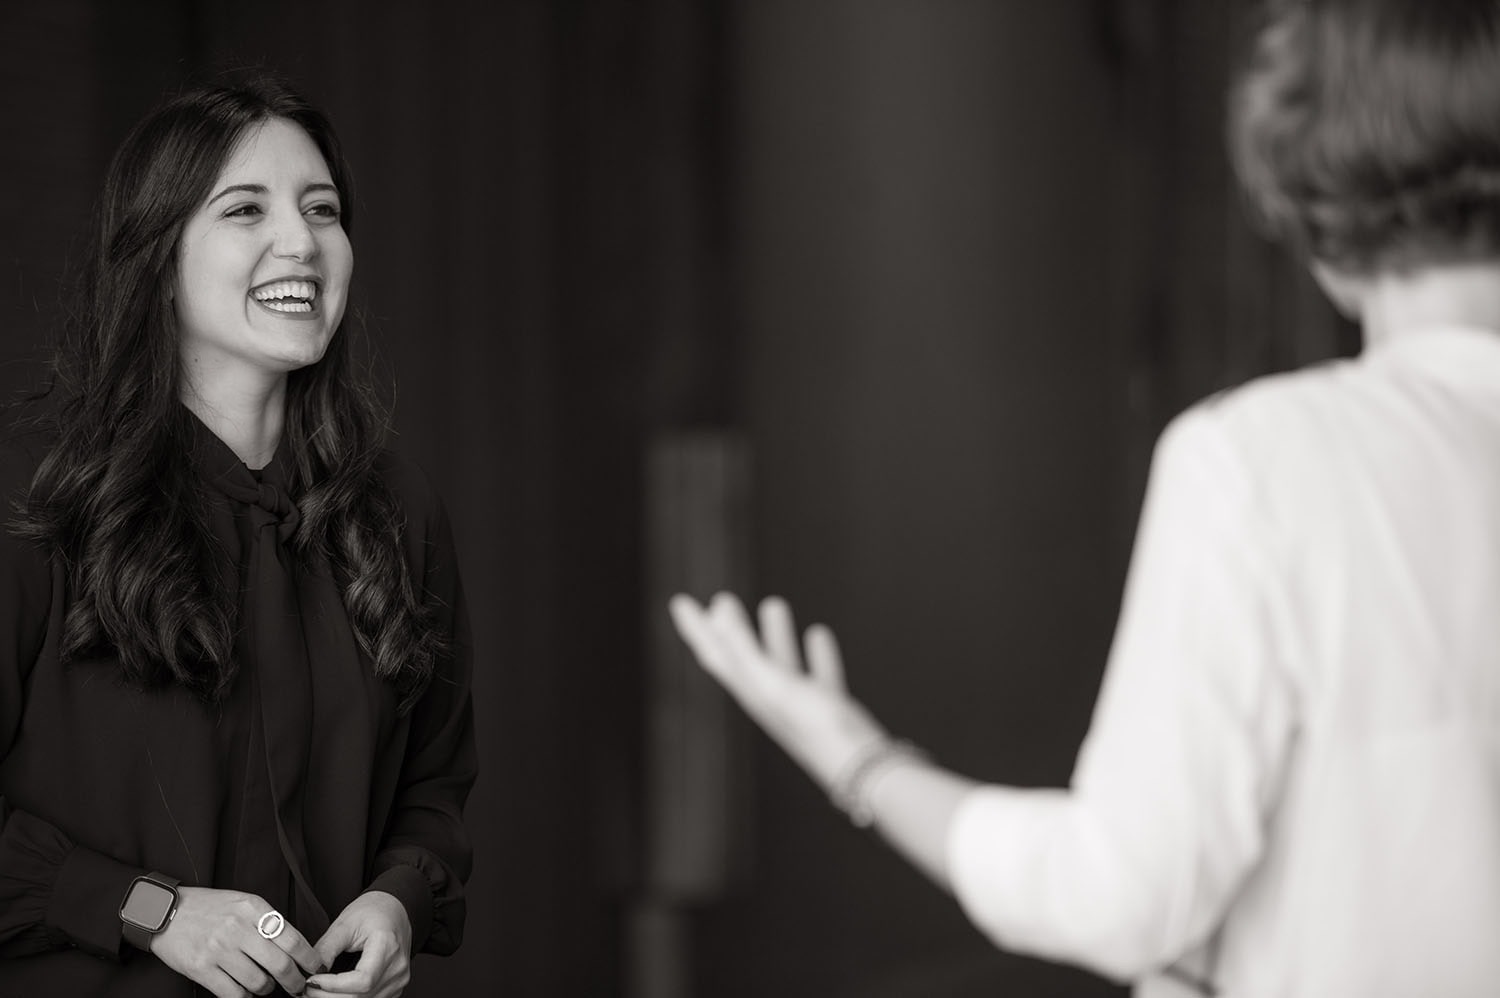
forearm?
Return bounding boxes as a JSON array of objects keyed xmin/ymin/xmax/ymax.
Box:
[{"xmin": 859, "ymin": 753, "xmax": 976, "ymax": 891}]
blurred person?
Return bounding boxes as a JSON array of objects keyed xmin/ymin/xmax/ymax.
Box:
[
  {"xmin": 0, "ymin": 78, "xmax": 475, "ymax": 998},
  {"xmin": 670, "ymin": 1, "xmax": 1500, "ymax": 994}
]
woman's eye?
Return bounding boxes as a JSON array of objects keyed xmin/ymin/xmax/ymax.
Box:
[
  {"xmin": 224, "ymin": 204, "xmax": 262, "ymax": 219},
  {"xmin": 305, "ymin": 203, "xmax": 342, "ymax": 219}
]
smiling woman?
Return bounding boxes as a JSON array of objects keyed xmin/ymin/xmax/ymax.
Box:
[{"xmin": 0, "ymin": 78, "xmax": 476, "ymax": 998}]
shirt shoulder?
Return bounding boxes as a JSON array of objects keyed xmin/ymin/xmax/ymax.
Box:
[
  {"xmin": 1186, "ymin": 357, "xmax": 1362, "ymax": 446},
  {"xmin": 1166, "ymin": 356, "xmax": 1398, "ymax": 500},
  {"xmin": 372, "ymin": 449, "xmax": 458, "ymax": 572},
  {"xmin": 374, "ymin": 449, "xmax": 445, "ymax": 524}
]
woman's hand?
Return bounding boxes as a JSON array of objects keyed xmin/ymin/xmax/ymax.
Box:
[
  {"xmin": 672, "ymin": 592, "xmax": 975, "ymax": 889},
  {"xmin": 150, "ymin": 887, "xmax": 324, "ymax": 998},
  {"xmin": 305, "ymin": 891, "xmax": 412, "ymax": 998},
  {"xmin": 668, "ymin": 592, "xmax": 888, "ymax": 791}
]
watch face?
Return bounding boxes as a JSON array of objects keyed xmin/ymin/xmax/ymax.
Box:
[{"xmin": 120, "ymin": 879, "xmax": 176, "ymax": 931}]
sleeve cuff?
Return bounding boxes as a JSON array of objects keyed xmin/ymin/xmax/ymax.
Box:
[
  {"xmin": 366, "ymin": 862, "xmax": 434, "ymax": 951},
  {"xmin": 47, "ymin": 844, "xmax": 142, "ymax": 961}
]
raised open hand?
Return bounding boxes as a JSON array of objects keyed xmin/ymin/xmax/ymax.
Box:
[{"xmin": 668, "ymin": 592, "xmax": 887, "ymax": 790}]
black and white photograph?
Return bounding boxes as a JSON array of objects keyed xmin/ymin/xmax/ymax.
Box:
[{"xmin": 2, "ymin": 2, "xmax": 1496, "ymax": 996}]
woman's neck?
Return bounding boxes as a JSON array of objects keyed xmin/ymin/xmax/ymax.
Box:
[
  {"xmin": 1361, "ymin": 260, "xmax": 1500, "ymax": 347},
  {"xmin": 180, "ymin": 368, "xmax": 288, "ymax": 470}
]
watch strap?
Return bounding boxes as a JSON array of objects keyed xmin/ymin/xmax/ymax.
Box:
[
  {"xmin": 120, "ymin": 871, "xmax": 180, "ymax": 952},
  {"xmin": 122, "ymin": 916, "xmax": 154, "ymax": 953}
]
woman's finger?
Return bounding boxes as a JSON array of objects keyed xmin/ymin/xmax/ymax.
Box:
[
  {"xmin": 248, "ymin": 935, "xmax": 313, "ymax": 996},
  {"xmin": 804, "ymin": 623, "xmax": 847, "ymax": 691},
  {"xmin": 265, "ymin": 921, "xmax": 326, "ymax": 977},
  {"xmin": 221, "ymin": 951, "xmax": 274, "ymax": 996},
  {"xmin": 306, "ymin": 940, "xmax": 387, "ymax": 995},
  {"xmin": 203, "ymin": 968, "xmax": 252, "ymax": 998},
  {"xmin": 668, "ymin": 595, "xmax": 736, "ymax": 681},
  {"xmin": 758, "ymin": 596, "xmax": 802, "ymax": 673},
  {"xmin": 707, "ymin": 592, "xmax": 772, "ymax": 669}
]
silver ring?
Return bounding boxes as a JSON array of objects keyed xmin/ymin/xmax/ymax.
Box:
[{"xmin": 256, "ymin": 910, "xmax": 286, "ymax": 940}]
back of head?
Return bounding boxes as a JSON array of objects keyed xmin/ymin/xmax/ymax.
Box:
[{"xmin": 1229, "ymin": 0, "xmax": 1500, "ymax": 274}]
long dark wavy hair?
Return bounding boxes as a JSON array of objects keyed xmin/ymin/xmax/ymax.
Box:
[{"xmin": 15, "ymin": 77, "xmax": 441, "ymax": 711}]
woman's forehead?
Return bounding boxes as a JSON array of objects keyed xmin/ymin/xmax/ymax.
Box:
[{"xmin": 214, "ymin": 118, "xmax": 333, "ymax": 190}]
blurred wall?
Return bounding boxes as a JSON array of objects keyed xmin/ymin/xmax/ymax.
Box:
[{"xmin": 697, "ymin": 3, "xmax": 1127, "ymax": 995}]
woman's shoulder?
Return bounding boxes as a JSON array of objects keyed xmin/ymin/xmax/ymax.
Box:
[
  {"xmin": 1162, "ymin": 352, "xmax": 1452, "ymax": 525},
  {"xmin": 1195, "ymin": 354, "xmax": 1359, "ymax": 419},
  {"xmin": 1170, "ymin": 356, "xmax": 1374, "ymax": 461},
  {"xmin": 372, "ymin": 448, "xmax": 449, "ymax": 528},
  {"xmin": 371, "ymin": 449, "xmax": 462, "ymax": 581}
]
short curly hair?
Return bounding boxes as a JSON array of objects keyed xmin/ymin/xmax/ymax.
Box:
[{"xmin": 1229, "ymin": 0, "xmax": 1500, "ymax": 273}]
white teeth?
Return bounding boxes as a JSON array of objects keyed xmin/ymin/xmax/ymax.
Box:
[
  {"xmin": 260, "ymin": 300, "xmax": 314, "ymax": 313},
  {"xmin": 251, "ymin": 279, "xmax": 318, "ymax": 303}
]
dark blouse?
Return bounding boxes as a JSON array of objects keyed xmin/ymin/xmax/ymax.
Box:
[{"xmin": 0, "ymin": 416, "xmax": 476, "ymax": 996}]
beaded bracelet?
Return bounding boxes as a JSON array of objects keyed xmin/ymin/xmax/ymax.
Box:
[{"xmin": 828, "ymin": 737, "xmax": 930, "ymax": 828}]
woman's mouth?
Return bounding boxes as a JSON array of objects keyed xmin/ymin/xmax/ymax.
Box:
[{"xmin": 250, "ymin": 279, "xmax": 320, "ymax": 314}]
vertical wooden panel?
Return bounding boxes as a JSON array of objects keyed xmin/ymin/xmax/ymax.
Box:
[
  {"xmin": 641, "ymin": 432, "xmax": 751, "ymax": 897},
  {"xmin": 632, "ymin": 432, "xmax": 752, "ymax": 998}
]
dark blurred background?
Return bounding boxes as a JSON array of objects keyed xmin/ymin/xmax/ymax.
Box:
[{"xmin": 0, "ymin": 2, "xmax": 1354, "ymax": 996}]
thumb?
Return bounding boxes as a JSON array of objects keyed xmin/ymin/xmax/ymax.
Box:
[{"xmin": 314, "ymin": 917, "xmax": 356, "ymax": 967}]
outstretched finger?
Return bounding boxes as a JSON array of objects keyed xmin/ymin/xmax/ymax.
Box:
[
  {"xmin": 706, "ymin": 592, "xmax": 770, "ymax": 669},
  {"xmin": 804, "ymin": 623, "xmax": 847, "ymax": 691},
  {"xmin": 758, "ymin": 596, "xmax": 802, "ymax": 673},
  {"xmin": 669, "ymin": 594, "xmax": 735, "ymax": 680}
]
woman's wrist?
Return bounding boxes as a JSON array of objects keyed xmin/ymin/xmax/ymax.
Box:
[
  {"xmin": 827, "ymin": 736, "xmax": 931, "ymax": 828},
  {"xmin": 799, "ymin": 703, "xmax": 888, "ymax": 791}
]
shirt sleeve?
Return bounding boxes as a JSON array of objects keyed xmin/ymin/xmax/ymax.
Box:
[
  {"xmin": 0, "ymin": 442, "xmax": 147, "ymax": 963},
  {"xmin": 365, "ymin": 488, "xmax": 476, "ymax": 955},
  {"xmin": 945, "ymin": 407, "xmax": 1299, "ymax": 981}
]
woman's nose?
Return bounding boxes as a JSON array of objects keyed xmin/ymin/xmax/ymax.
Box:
[{"xmin": 272, "ymin": 212, "xmax": 317, "ymax": 261}]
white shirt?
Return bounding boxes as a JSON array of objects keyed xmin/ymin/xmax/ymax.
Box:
[{"xmin": 946, "ymin": 326, "xmax": 1500, "ymax": 996}]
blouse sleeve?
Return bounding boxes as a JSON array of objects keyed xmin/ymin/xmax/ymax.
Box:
[
  {"xmin": 364, "ymin": 487, "xmax": 476, "ymax": 955},
  {"xmin": 944, "ymin": 407, "xmax": 1299, "ymax": 981}
]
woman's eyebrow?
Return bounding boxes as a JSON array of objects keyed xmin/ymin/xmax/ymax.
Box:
[
  {"xmin": 207, "ymin": 182, "xmax": 267, "ymax": 206},
  {"xmin": 205, "ymin": 181, "xmax": 339, "ymax": 206}
]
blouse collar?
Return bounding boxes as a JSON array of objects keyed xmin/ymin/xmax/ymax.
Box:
[
  {"xmin": 1363, "ymin": 323, "xmax": 1500, "ymax": 385},
  {"xmin": 185, "ymin": 408, "xmax": 299, "ymax": 526}
]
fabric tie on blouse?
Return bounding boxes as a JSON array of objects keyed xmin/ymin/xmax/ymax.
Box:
[{"xmin": 204, "ymin": 448, "xmax": 331, "ymax": 939}]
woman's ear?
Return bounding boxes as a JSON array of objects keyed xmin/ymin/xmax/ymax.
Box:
[{"xmin": 1310, "ymin": 260, "xmax": 1368, "ymax": 320}]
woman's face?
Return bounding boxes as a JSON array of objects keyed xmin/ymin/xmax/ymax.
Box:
[{"xmin": 174, "ymin": 117, "xmax": 353, "ymax": 387}]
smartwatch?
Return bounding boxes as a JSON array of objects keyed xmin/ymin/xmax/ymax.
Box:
[{"xmin": 119, "ymin": 871, "xmax": 181, "ymax": 951}]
